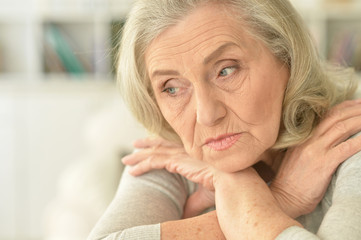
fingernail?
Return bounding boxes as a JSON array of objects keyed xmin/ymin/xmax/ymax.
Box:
[
  {"xmin": 122, "ymin": 155, "xmax": 130, "ymax": 164},
  {"xmin": 128, "ymin": 167, "xmax": 138, "ymax": 176}
]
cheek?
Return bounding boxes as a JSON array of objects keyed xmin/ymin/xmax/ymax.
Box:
[
  {"xmin": 248, "ymin": 70, "xmax": 286, "ymax": 122},
  {"xmin": 229, "ymin": 70, "xmax": 285, "ymax": 148},
  {"xmin": 159, "ymin": 98, "xmax": 203, "ymax": 158},
  {"xmin": 158, "ymin": 97, "xmax": 193, "ymax": 138}
]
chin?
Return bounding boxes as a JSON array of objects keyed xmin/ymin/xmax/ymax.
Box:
[{"xmin": 207, "ymin": 150, "xmax": 260, "ymax": 173}]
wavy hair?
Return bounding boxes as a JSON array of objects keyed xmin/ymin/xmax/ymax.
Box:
[{"xmin": 117, "ymin": 0, "xmax": 357, "ymax": 149}]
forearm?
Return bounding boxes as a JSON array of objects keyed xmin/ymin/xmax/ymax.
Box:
[
  {"xmin": 214, "ymin": 168, "xmax": 302, "ymax": 240},
  {"xmin": 161, "ymin": 211, "xmax": 226, "ymax": 240}
]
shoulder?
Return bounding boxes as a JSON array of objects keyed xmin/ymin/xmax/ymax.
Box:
[
  {"xmin": 330, "ymin": 131, "xmax": 361, "ymax": 198},
  {"xmin": 313, "ymin": 133, "xmax": 361, "ymax": 238},
  {"xmin": 336, "ymin": 132, "xmax": 361, "ymax": 176},
  {"xmin": 119, "ymin": 165, "xmax": 197, "ymax": 197}
]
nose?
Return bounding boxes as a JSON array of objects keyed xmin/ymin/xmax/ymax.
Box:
[{"xmin": 195, "ymin": 87, "xmax": 226, "ymax": 127}]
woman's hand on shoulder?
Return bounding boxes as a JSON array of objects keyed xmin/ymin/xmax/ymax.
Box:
[
  {"xmin": 122, "ymin": 137, "xmax": 217, "ymax": 218},
  {"xmin": 271, "ymin": 99, "xmax": 361, "ymax": 218}
]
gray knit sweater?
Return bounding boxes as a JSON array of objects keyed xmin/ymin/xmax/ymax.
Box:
[{"xmin": 88, "ymin": 147, "xmax": 361, "ymax": 239}]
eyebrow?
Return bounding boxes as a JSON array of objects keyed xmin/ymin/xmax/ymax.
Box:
[
  {"xmin": 203, "ymin": 42, "xmax": 239, "ymax": 65},
  {"xmin": 150, "ymin": 42, "xmax": 239, "ymax": 79},
  {"xmin": 151, "ymin": 69, "xmax": 180, "ymax": 79}
]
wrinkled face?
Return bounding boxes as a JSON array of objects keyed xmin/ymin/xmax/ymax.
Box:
[{"xmin": 145, "ymin": 4, "xmax": 289, "ymax": 172}]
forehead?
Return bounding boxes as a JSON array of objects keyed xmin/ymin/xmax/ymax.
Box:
[{"xmin": 145, "ymin": 3, "xmax": 255, "ymax": 72}]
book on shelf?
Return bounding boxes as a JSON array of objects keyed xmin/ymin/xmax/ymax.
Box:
[
  {"xmin": 43, "ymin": 39, "xmax": 66, "ymax": 73},
  {"xmin": 43, "ymin": 23, "xmax": 93, "ymax": 75}
]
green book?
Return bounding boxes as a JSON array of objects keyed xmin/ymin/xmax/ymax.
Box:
[{"xmin": 45, "ymin": 23, "xmax": 86, "ymax": 75}]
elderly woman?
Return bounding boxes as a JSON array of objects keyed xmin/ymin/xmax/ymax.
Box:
[{"xmin": 88, "ymin": 0, "xmax": 361, "ymax": 239}]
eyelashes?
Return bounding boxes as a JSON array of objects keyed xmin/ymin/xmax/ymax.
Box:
[
  {"xmin": 162, "ymin": 86, "xmax": 179, "ymax": 96},
  {"xmin": 158, "ymin": 60, "xmax": 243, "ymax": 97},
  {"xmin": 219, "ymin": 66, "xmax": 237, "ymax": 77}
]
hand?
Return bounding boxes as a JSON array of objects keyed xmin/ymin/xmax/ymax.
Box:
[
  {"xmin": 122, "ymin": 137, "xmax": 217, "ymax": 218},
  {"xmin": 271, "ymin": 99, "xmax": 361, "ymax": 218},
  {"xmin": 213, "ymin": 167, "xmax": 301, "ymax": 240}
]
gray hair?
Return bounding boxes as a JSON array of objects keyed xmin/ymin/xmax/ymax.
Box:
[{"xmin": 117, "ymin": 0, "xmax": 357, "ymax": 149}]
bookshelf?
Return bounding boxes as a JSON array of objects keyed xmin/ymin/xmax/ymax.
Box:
[
  {"xmin": 0, "ymin": 1, "xmax": 131, "ymax": 83},
  {"xmin": 290, "ymin": 0, "xmax": 361, "ymax": 72},
  {"xmin": 0, "ymin": 0, "xmax": 360, "ymax": 83},
  {"xmin": 0, "ymin": 1, "xmax": 135, "ymax": 240}
]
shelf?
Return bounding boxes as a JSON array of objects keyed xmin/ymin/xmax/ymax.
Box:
[
  {"xmin": 42, "ymin": 21, "xmax": 97, "ymax": 75},
  {"xmin": 0, "ymin": 0, "xmax": 359, "ymax": 81},
  {"xmin": 0, "ymin": 0, "xmax": 132, "ymax": 83},
  {"xmin": 0, "ymin": 22, "xmax": 29, "ymax": 74},
  {"xmin": 41, "ymin": 72, "xmax": 115, "ymax": 81}
]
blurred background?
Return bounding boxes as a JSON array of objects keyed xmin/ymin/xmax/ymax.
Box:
[{"xmin": 0, "ymin": 0, "xmax": 360, "ymax": 239}]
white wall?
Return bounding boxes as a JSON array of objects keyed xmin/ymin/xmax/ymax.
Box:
[{"xmin": 0, "ymin": 81, "xmax": 146, "ymax": 240}]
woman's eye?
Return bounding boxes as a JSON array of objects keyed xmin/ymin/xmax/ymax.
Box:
[
  {"xmin": 162, "ymin": 87, "xmax": 179, "ymax": 95},
  {"xmin": 219, "ymin": 67, "xmax": 236, "ymax": 77}
]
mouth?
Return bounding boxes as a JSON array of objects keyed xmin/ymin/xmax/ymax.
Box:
[{"xmin": 204, "ymin": 133, "xmax": 242, "ymax": 151}]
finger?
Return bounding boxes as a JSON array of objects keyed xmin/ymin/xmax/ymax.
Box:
[
  {"xmin": 128, "ymin": 153, "xmax": 171, "ymax": 176},
  {"xmin": 127, "ymin": 152, "xmax": 194, "ymax": 176},
  {"xmin": 329, "ymin": 133, "xmax": 361, "ymax": 167},
  {"xmin": 305, "ymin": 114, "xmax": 361, "ymax": 156},
  {"xmin": 122, "ymin": 146, "xmax": 182, "ymax": 165},
  {"xmin": 133, "ymin": 137, "xmax": 181, "ymax": 149},
  {"xmin": 167, "ymin": 160, "xmax": 215, "ymax": 191},
  {"xmin": 130, "ymin": 154, "xmax": 215, "ymax": 191},
  {"xmin": 322, "ymin": 115, "xmax": 361, "ymax": 149},
  {"xmin": 314, "ymin": 99, "xmax": 361, "ymax": 137}
]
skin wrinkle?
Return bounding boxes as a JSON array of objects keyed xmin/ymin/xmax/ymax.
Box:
[
  {"xmin": 147, "ymin": 22, "xmax": 253, "ymax": 88},
  {"xmin": 146, "ymin": 14, "xmax": 251, "ymax": 78},
  {"xmin": 146, "ymin": 4, "xmax": 289, "ymax": 172},
  {"xmin": 154, "ymin": 4, "xmax": 235, "ymax": 52},
  {"xmin": 148, "ymin": 26, "xmax": 227, "ymax": 63},
  {"xmin": 148, "ymin": 34, "xmax": 241, "ymax": 83}
]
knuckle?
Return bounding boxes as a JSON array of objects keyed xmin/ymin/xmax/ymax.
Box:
[
  {"xmin": 165, "ymin": 162, "xmax": 175, "ymax": 173},
  {"xmin": 145, "ymin": 156, "xmax": 155, "ymax": 166},
  {"xmin": 337, "ymin": 141, "xmax": 351, "ymax": 154},
  {"xmin": 302, "ymin": 145, "xmax": 315, "ymax": 158},
  {"xmin": 333, "ymin": 121, "xmax": 347, "ymax": 133}
]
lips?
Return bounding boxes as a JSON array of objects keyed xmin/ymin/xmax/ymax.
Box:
[{"xmin": 205, "ymin": 133, "xmax": 241, "ymax": 151}]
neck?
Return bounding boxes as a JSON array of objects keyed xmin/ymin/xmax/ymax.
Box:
[{"xmin": 253, "ymin": 149, "xmax": 284, "ymax": 183}]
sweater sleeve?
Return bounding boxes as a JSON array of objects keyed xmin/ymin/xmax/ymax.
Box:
[
  {"xmin": 87, "ymin": 166, "xmax": 196, "ymax": 240},
  {"xmin": 276, "ymin": 149, "xmax": 361, "ymax": 240}
]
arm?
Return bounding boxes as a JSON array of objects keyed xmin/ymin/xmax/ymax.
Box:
[
  {"xmin": 277, "ymin": 148, "xmax": 361, "ymax": 240},
  {"xmin": 214, "ymin": 168, "xmax": 302, "ymax": 240},
  {"xmin": 122, "ymin": 100, "xmax": 361, "ymax": 239},
  {"xmin": 213, "ymin": 102, "xmax": 361, "ymax": 239},
  {"xmin": 161, "ymin": 211, "xmax": 225, "ymax": 240},
  {"xmin": 215, "ymin": 145, "xmax": 361, "ymax": 240},
  {"xmin": 87, "ymin": 165, "xmax": 225, "ymax": 240},
  {"xmin": 87, "ymin": 166, "xmax": 194, "ymax": 239}
]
